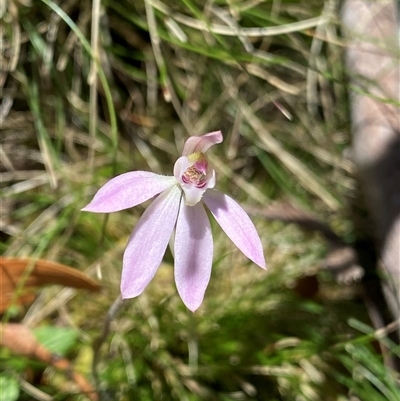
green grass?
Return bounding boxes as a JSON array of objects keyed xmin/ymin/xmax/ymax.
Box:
[{"xmin": 1, "ymin": 0, "xmax": 399, "ymax": 400}]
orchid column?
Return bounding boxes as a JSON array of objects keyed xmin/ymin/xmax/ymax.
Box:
[{"xmin": 82, "ymin": 131, "xmax": 266, "ymax": 311}]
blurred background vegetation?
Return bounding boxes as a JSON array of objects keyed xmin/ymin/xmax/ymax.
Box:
[{"xmin": 1, "ymin": 0, "xmax": 399, "ymax": 400}]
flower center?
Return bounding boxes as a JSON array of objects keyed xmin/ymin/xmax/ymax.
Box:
[
  {"xmin": 173, "ymin": 151, "xmax": 216, "ymax": 206},
  {"xmin": 182, "ymin": 165, "xmax": 207, "ymax": 187},
  {"xmin": 181, "ymin": 153, "xmax": 208, "ymax": 188}
]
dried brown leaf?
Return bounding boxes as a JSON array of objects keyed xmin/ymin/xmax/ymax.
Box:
[{"xmin": 0, "ymin": 257, "xmax": 101, "ymax": 313}]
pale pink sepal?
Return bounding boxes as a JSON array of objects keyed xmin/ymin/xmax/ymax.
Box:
[
  {"xmin": 174, "ymin": 202, "xmax": 213, "ymax": 312},
  {"xmin": 81, "ymin": 171, "xmax": 176, "ymax": 213},
  {"xmin": 121, "ymin": 185, "xmax": 182, "ymax": 299},
  {"xmin": 182, "ymin": 130, "xmax": 223, "ymax": 156},
  {"xmin": 203, "ymin": 190, "xmax": 266, "ymax": 269}
]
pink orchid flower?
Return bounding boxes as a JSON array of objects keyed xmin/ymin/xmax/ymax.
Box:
[{"xmin": 82, "ymin": 131, "xmax": 266, "ymax": 311}]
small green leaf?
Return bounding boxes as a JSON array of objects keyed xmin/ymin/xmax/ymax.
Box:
[
  {"xmin": 33, "ymin": 326, "xmax": 79, "ymax": 355},
  {"xmin": 0, "ymin": 375, "xmax": 20, "ymax": 401}
]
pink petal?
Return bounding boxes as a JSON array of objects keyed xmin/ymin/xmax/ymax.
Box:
[
  {"xmin": 182, "ymin": 131, "xmax": 223, "ymax": 156},
  {"xmin": 203, "ymin": 190, "xmax": 266, "ymax": 269},
  {"xmin": 174, "ymin": 202, "xmax": 213, "ymax": 312},
  {"xmin": 121, "ymin": 185, "xmax": 182, "ymax": 298},
  {"xmin": 173, "ymin": 156, "xmax": 190, "ymax": 178},
  {"xmin": 82, "ymin": 171, "xmax": 176, "ymax": 213}
]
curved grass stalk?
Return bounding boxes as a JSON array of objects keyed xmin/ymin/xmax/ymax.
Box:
[
  {"xmin": 150, "ymin": 0, "xmax": 328, "ymax": 37},
  {"xmin": 40, "ymin": 0, "xmax": 118, "ymax": 157}
]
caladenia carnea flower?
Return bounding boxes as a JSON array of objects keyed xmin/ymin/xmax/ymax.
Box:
[{"xmin": 82, "ymin": 131, "xmax": 266, "ymax": 311}]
